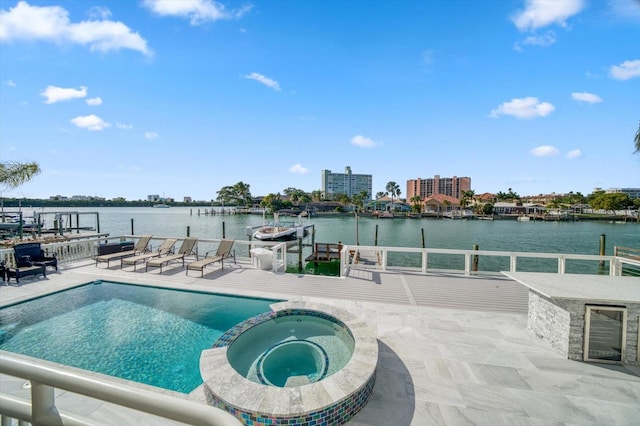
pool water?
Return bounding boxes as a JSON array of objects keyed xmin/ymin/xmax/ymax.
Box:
[
  {"xmin": 0, "ymin": 281, "xmax": 278, "ymax": 393},
  {"xmin": 226, "ymin": 314, "xmax": 355, "ymax": 387}
]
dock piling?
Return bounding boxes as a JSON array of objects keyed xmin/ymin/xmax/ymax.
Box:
[
  {"xmin": 374, "ymin": 225, "xmax": 378, "ymax": 246},
  {"xmin": 472, "ymin": 244, "xmax": 479, "ymax": 272}
]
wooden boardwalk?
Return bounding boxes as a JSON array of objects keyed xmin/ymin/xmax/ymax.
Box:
[{"xmin": 0, "ymin": 258, "xmax": 528, "ymax": 314}]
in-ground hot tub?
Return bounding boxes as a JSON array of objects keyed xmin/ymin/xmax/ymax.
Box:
[{"xmin": 200, "ymin": 301, "xmax": 378, "ymax": 425}]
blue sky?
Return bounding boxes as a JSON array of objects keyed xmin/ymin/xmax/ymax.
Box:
[{"xmin": 1, "ymin": 0, "xmax": 639, "ymax": 202}]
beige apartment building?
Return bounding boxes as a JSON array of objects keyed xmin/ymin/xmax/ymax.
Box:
[{"xmin": 406, "ymin": 175, "xmax": 471, "ymax": 200}]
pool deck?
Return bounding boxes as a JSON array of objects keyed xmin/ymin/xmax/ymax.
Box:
[{"xmin": 1, "ymin": 259, "xmax": 639, "ymax": 425}]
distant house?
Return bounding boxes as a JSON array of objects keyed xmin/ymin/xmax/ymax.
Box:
[
  {"xmin": 302, "ymin": 201, "xmax": 344, "ymax": 213},
  {"xmin": 366, "ymin": 196, "xmax": 410, "ymax": 212},
  {"xmin": 475, "ymin": 192, "xmax": 495, "ymax": 203},
  {"xmin": 492, "ymin": 202, "xmax": 546, "ymax": 216},
  {"xmin": 422, "ymin": 194, "xmax": 460, "ymax": 212}
]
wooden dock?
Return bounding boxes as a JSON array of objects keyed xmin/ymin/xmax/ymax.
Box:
[{"xmin": 305, "ymin": 242, "xmax": 342, "ymax": 264}]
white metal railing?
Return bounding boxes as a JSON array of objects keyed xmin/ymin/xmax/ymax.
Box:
[
  {"xmin": 0, "ymin": 351, "xmax": 242, "ymax": 426},
  {"xmin": 339, "ymin": 244, "xmax": 636, "ymax": 278}
]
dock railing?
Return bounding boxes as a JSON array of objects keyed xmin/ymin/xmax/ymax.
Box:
[
  {"xmin": 339, "ymin": 244, "xmax": 638, "ymax": 278},
  {"xmin": 614, "ymin": 246, "xmax": 640, "ymax": 276},
  {"xmin": 1, "ymin": 236, "xmax": 637, "ymax": 277},
  {"xmin": 0, "ymin": 351, "xmax": 242, "ymax": 426}
]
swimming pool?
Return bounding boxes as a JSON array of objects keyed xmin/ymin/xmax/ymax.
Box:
[{"xmin": 0, "ymin": 281, "xmax": 279, "ymax": 393}]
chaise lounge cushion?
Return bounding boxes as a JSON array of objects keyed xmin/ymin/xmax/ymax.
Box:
[
  {"xmin": 13, "ymin": 242, "xmax": 57, "ymax": 272},
  {"xmin": 186, "ymin": 239, "xmax": 235, "ymax": 277}
]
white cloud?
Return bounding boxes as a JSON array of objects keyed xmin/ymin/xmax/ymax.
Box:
[
  {"xmin": 144, "ymin": 131, "xmax": 158, "ymax": 139},
  {"xmin": 351, "ymin": 135, "xmax": 379, "ymax": 148},
  {"xmin": 142, "ymin": 0, "xmax": 252, "ymax": 25},
  {"xmin": 490, "ymin": 97, "xmax": 555, "ymax": 119},
  {"xmin": 609, "ymin": 59, "xmax": 640, "ymax": 80},
  {"xmin": 530, "ymin": 145, "xmax": 559, "ymax": 157},
  {"xmin": 566, "ymin": 149, "xmax": 582, "ymax": 159},
  {"xmin": 289, "ymin": 164, "xmax": 309, "ymax": 174},
  {"xmin": 5, "ymin": 79, "xmax": 16, "ymax": 86},
  {"xmin": 512, "ymin": 0, "xmax": 585, "ymax": 31},
  {"xmin": 0, "ymin": 1, "xmax": 152, "ymax": 56},
  {"xmin": 571, "ymin": 92, "xmax": 602, "ymax": 103},
  {"xmin": 70, "ymin": 114, "xmax": 110, "ymax": 131},
  {"xmin": 116, "ymin": 122, "xmax": 133, "ymax": 129},
  {"xmin": 244, "ymin": 72, "xmax": 281, "ymax": 91},
  {"xmin": 41, "ymin": 85, "xmax": 87, "ymax": 104},
  {"xmin": 86, "ymin": 96, "xmax": 102, "ymax": 106}
]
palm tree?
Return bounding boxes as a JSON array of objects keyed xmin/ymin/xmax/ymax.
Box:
[
  {"xmin": 459, "ymin": 189, "xmax": 476, "ymax": 210},
  {"xmin": 410, "ymin": 195, "xmax": 422, "ymax": 213},
  {"xmin": 385, "ymin": 181, "xmax": 401, "ymax": 208},
  {"xmin": 232, "ymin": 181, "xmax": 252, "ymax": 207},
  {"xmin": 0, "ymin": 161, "xmax": 41, "ymax": 189},
  {"xmin": 635, "ymin": 121, "xmax": 640, "ymax": 154}
]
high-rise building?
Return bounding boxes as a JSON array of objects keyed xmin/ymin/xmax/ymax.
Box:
[
  {"xmin": 321, "ymin": 166, "xmax": 372, "ymax": 200},
  {"xmin": 406, "ymin": 175, "xmax": 471, "ymax": 200}
]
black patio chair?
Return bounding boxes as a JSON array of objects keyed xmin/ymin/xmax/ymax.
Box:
[{"xmin": 13, "ymin": 242, "xmax": 58, "ymax": 272}]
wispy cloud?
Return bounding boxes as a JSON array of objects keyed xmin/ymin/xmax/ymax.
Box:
[
  {"xmin": 421, "ymin": 49, "xmax": 434, "ymax": 65},
  {"xmin": 116, "ymin": 122, "xmax": 133, "ymax": 129},
  {"xmin": 0, "ymin": 1, "xmax": 152, "ymax": 56},
  {"xmin": 289, "ymin": 164, "xmax": 309, "ymax": 174},
  {"xmin": 571, "ymin": 92, "xmax": 602, "ymax": 103},
  {"xmin": 142, "ymin": 0, "xmax": 252, "ymax": 26},
  {"xmin": 5, "ymin": 79, "xmax": 16, "ymax": 86},
  {"xmin": 607, "ymin": 0, "xmax": 640, "ymax": 21},
  {"xmin": 244, "ymin": 72, "xmax": 281, "ymax": 91},
  {"xmin": 490, "ymin": 97, "xmax": 555, "ymax": 119},
  {"xmin": 41, "ymin": 85, "xmax": 87, "ymax": 104},
  {"xmin": 566, "ymin": 149, "xmax": 582, "ymax": 159},
  {"xmin": 521, "ymin": 31, "xmax": 556, "ymax": 47},
  {"xmin": 144, "ymin": 131, "xmax": 158, "ymax": 139},
  {"xmin": 88, "ymin": 6, "xmax": 111, "ymax": 20},
  {"xmin": 530, "ymin": 145, "xmax": 559, "ymax": 157},
  {"xmin": 512, "ymin": 0, "xmax": 585, "ymax": 31},
  {"xmin": 351, "ymin": 135, "xmax": 379, "ymax": 148},
  {"xmin": 609, "ymin": 59, "xmax": 640, "ymax": 80},
  {"xmin": 86, "ymin": 96, "xmax": 102, "ymax": 106},
  {"xmin": 70, "ymin": 114, "xmax": 110, "ymax": 131}
]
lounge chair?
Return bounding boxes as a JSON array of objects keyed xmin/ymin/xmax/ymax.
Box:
[
  {"xmin": 186, "ymin": 239, "xmax": 235, "ymax": 277},
  {"xmin": 95, "ymin": 235, "xmax": 152, "ymax": 268},
  {"xmin": 121, "ymin": 238, "xmax": 177, "ymax": 271},
  {"xmin": 145, "ymin": 237, "xmax": 198, "ymax": 273},
  {"xmin": 13, "ymin": 242, "xmax": 58, "ymax": 273}
]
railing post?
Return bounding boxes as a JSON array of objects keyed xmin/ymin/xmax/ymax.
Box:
[
  {"xmin": 381, "ymin": 249, "xmax": 387, "ymax": 271},
  {"xmin": 558, "ymin": 256, "xmax": 566, "ymax": 274},
  {"xmin": 510, "ymin": 255, "xmax": 517, "ymax": 272},
  {"xmin": 31, "ymin": 381, "xmax": 60, "ymax": 425},
  {"xmin": 464, "ymin": 253, "xmax": 471, "ymax": 276},
  {"xmin": 421, "ymin": 250, "xmax": 428, "ymax": 274}
]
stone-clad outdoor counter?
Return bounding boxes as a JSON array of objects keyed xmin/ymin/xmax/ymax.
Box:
[{"xmin": 503, "ymin": 272, "xmax": 640, "ymax": 365}]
